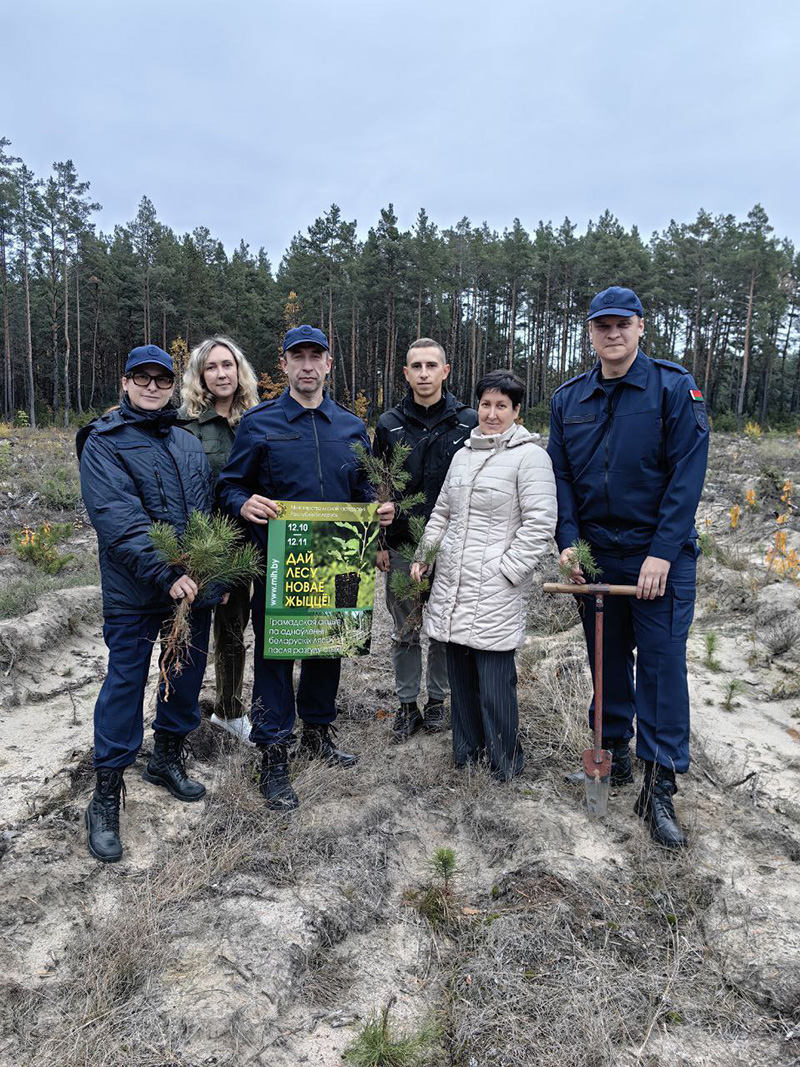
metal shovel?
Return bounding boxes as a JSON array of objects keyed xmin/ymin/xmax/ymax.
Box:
[{"xmin": 543, "ymin": 582, "xmax": 638, "ymax": 818}]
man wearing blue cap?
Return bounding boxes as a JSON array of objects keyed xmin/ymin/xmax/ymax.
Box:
[
  {"xmin": 217, "ymin": 326, "xmax": 395, "ymax": 811},
  {"xmin": 548, "ymin": 287, "xmax": 709, "ymax": 848}
]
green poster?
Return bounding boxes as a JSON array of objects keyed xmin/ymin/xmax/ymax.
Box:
[{"xmin": 263, "ymin": 501, "xmax": 379, "ymax": 659}]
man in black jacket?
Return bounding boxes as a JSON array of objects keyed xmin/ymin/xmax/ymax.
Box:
[{"xmin": 374, "ymin": 339, "xmax": 478, "ymax": 741}]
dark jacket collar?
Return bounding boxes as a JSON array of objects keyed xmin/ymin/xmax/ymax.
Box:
[
  {"xmin": 279, "ymin": 387, "xmax": 335, "ymax": 423},
  {"xmin": 580, "ymin": 351, "xmax": 650, "ymax": 402},
  {"xmin": 76, "ymin": 398, "xmax": 177, "ymax": 460},
  {"xmin": 400, "ymin": 386, "xmax": 461, "ymax": 425}
]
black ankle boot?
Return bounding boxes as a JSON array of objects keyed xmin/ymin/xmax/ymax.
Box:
[
  {"xmin": 260, "ymin": 744, "xmax": 299, "ymax": 811},
  {"xmin": 422, "ymin": 699, "xmax": 447, "ymax": 733},
  {"xmin": 391, "ymin": 701, "xmax": 423, "ymax": 743},
  {"xmin": 142, "ymin": 731, "xmax": 206, "ymax": 802},
  {"xmin": 635, "ymin": 762, "xmax": 687, "ymax": 849},
  {"xmin": 299, "ymin": 722, "xmax": 358, "ymax": 767},
  {"xmin": 85, "ymin": 769, "xmax": 125, "ymax": 863},
  {"xmin": 564, "ymin": 740, "xmax": 634, "ymax": 787},
  {"xmin": 609, "ymin": 740, "xmax": 634, "ymax": 786}
]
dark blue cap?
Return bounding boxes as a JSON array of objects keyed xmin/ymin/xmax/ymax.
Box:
[
  {"xmin": 282, "ymin": 325, "xmax": 329, "ymax": 353},
  {"xmin": 125, "ymin": 344, "xmax": 174, "ymax": 375},
  {"xmin": 586, "ymin": 286, "xmax": 644, "ymax": 321}
]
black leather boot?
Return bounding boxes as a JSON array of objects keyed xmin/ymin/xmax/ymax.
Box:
[
  {"xmin": 142, "ymin": 731, "xmax": 206, "ymax": 802},
  {"xmin": 391, "ymin": 701, "xmax": 423, "ymax": 743},
  {"xmin": 299, "ymin": 723, "xmax": 358, "ymax": 767},
  {"xmin": 422, "ymin": 699, "xmax": 447, "ymax": 733},
  {"xmin": 259, "ymin": 744, "xmax": 299, "ymax": 811},
  {"xmin": 635, "ymin": 761, "xmax": 687, "ymax": 849},
  {"xmin": 85, "ymin": 769, "xmax": 125, "ymax": 863},
  {"xmin": 564, "ymin": 740, "xmax": 635, "ymax": 787}
]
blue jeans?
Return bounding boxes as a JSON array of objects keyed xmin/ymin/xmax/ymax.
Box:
[
  {"xmin": 93, "ymin": 609, "xmax": 212, "ymax": 769},
  {"xmin": 578, "ymin": 543, "xmax": 698, "ymax": 773}
]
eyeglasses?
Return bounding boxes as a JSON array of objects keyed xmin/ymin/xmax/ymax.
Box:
[{"xmin": 129, "ymin": 371, "xmax": 175, "ymax": 390}]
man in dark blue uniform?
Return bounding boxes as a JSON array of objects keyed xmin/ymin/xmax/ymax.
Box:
[
  {"xmin": 217, "ymin": 326, "xmax": 394, "ymax": 811},
  {"xmin": 547, "ymin": 287, "xmax": 709, "ymax": 848}
]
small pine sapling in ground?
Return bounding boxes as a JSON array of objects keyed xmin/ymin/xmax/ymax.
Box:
[
  {"xmin": 721, "ymin": 678, "xmax": 745, "ymax": 712},
  {"xmin": 404, "ymin": 846, "xmax": 461, "ymax": 930},
  {"xmin": 150, "ymin": 511, "xmax": 262, "ymax": 696},
  {"xmin": 558, "ymin": 538, "xmax": 602, "ymax": 582},
  {"xmin": 14, "ymin": 521, "xmax": 74, "ymax": 574},
  {"xmin": 343, "ymin": 996, "xmax": 437, "ymax": 1067},
  {"xmin": 703, "ymin": 631, "xmax": 720, "ymax": 671}
]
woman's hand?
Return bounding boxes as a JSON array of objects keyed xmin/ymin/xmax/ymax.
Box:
[
  {"xmin": 559, "ymin": 547, "xmax": 586, "ymax": 585},
  {"xmin": 377, "ymin": 502, "xmax": 395, "ymax": 528},
  {"xmin": 170, "ymin": 575, "xmax": 198, "ymax": 602},
  {"xmin": 410, "ymin": 562, "xmax": 428, "ymax": 583},
  {"xmin": 241, "ymin": 494, "xmax": 279, "ymax": 524}
]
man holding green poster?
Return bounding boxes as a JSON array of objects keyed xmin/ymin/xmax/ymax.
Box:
[{"xmin": 217, "ymin": 326, "xmax": 394, "ymax": 811}]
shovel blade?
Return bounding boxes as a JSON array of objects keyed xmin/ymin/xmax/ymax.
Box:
[{"xmin": 583, "ymin": 748, "xmax": 612, "ymax": 818}]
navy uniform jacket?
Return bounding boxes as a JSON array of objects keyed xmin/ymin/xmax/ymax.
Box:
[
  {"xmin": 77, "ymin": 399, "xmax": 214, "ymax": 616},
  {"xmin": 547, "ymin": 352, "xmax": 709, "ymax": 561},
  {"xmin": 216, "ymin": 388, "xmax": 373, "ymax": 551}
]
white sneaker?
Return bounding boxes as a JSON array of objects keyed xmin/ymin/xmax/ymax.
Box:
[{"xmin": 210, "ymin": 713, "xmax": 253, "ymax": 744}]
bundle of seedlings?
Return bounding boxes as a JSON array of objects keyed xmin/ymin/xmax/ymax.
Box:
[
  {"xmin": 558, "ymin": 538, "xmax": 601, "ymax": 582},
  {"xmin": 149, "ymin": 511, "xmax": 262, "ymax": 696}
]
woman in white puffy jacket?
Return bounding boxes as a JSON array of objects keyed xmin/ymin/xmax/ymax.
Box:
[{"xmin": 412, "ymin": 370, "xmax": 557, "ymax": 780}]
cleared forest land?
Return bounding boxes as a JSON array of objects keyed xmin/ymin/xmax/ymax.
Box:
[{"xmin": 1, "ymin": 427, "xmax": 799, "ymax": 1067}]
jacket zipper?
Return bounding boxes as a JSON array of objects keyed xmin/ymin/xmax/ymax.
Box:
[
  {"xmin": 603, "ymin": 392, "xmax": 615, "ymax": 535},
  {"xmin": 154, "ymin": 466, "xmax": 169, "ymax": 512},
  {"xmin": 310, "ymin": 412, "xmax": 325, "ymax": 497},
  {"xmin": 164, "ymin": 441, "xmax": 190, "ymax": 519}
]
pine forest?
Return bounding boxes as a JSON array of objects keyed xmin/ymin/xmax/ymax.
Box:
[{"xmin": 1, "ymin": 137, "xmax": 798, "ymax": 430}]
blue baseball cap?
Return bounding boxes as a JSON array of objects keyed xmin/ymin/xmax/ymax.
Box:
[
  {"xmin": 282, "ymin": 325, "xmax": 329, "ymax": 353},
  {"xmin": 124, "ymin": 344, "xmax": 174, "ymax": 375},
  {"xmin": 586, "ymin": 286, "xmax": 644, "ymax": 321}
]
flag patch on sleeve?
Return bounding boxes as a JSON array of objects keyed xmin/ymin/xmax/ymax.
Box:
[{"xmin": 689, "ymin": 389, "xmax": 704, "ymax": 401}]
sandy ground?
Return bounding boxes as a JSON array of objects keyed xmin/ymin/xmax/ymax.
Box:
[{"xmin": 1, "ymin": 431, "xmax": 800, "ymax": 1066}]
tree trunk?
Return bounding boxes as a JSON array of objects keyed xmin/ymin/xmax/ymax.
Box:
[
  {"xmin": 75, "ymin": 263, "xmax": 83, "ymax": 413},
  {"xmin": 89, "ymin": 280, "xmax": 100, "ymax": 410},
  {"xmin": 63, "ymin": 243, "xmax": 71, "ymax": 427},
  {"xmin": 21, "ymin": 234, "xmax": 36, "ymax": 427},
  {"xmin": 736, "ymin": 269, "xmax": 756, "ymax": 425},
  {"xmin": 507, "ymin": 279, "xmax": 516, "ymax": 370},
  {"xmin": 0, "ymin": 227, "xmax": 12, "ymax": 418}
]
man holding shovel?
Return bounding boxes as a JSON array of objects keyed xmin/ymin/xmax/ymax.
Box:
[{"xmin": 547, "ymin": 286, "xmax": 709, "ymax": 848}]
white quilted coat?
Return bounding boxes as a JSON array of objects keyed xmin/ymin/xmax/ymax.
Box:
[{"xmin": 420, "ymin": 423, "xmax": 557, "ymax": 652}]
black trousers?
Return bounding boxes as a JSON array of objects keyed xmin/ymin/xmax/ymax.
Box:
[{"xmin": 446, "ymin": 642, "xmax": 523, "ymax": 781}]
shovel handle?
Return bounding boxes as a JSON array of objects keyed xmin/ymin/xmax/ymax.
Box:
[{"xmin": 543, "ymin": 582, "xmax": 639, "ymax": 597}]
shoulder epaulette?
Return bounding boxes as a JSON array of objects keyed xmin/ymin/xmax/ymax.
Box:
[
  {"xmin": 552, "ymin": 371, "xmax": 589, "ymax": 396},
  {"xmin": 333, "ymin": 399, "xmax": 357, "ymax": 415},
  {"xmin": 652, "ymin": 358, "xmax": 690, "ymax": 374},
  {"xmin": 243, "ymin": 397, "xmax": 278, "ymax": 417}
]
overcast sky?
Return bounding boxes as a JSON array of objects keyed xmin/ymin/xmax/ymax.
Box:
[{"xmin": 6, "ymin": 0, "xmax": 799, "ymax": 265}]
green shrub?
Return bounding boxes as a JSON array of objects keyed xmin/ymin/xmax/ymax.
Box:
[
  {"xmin": 40, "ymin": 467, "xmax": 81, "ymax": 508},
  {"xmin": 13, "ymin": 521, "xmax": 75, "ymax": 575}
]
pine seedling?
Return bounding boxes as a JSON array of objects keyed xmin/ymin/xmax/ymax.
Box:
[
  {"xmin": 703, "ymin": 631, "xmax": 720, "ymax": 670},
  {"xmin": 352, "ymin": 441, "xmax": 426, "ymax": 515},
  {"xmin": 721, "ymin": 678, "xmax": 744, "ymax": 712},
  {"xmin": 558, "ymin": 538, "xmax": 601, "ymax": 582},
  {"xmin": 343, "ymin": 996, "xmax": 436, "ymax": 1067},
  {"xmin": 430, "ymin": 846, "xmax": 459, "ymax": 893},
  {"xmin": 149, "ymin": 511, "xmax": 262, "ymax": 695},
  {"xmin": 389, "ymin": 515, "xmax": 441, "ymax": 636}
]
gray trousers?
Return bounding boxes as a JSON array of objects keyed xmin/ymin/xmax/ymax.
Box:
[
  {"xmin": 386, "ymin": 548, "xmax": 449, "ymax": 705},
  {"xmin": 446, "ymin": 642, "xmax": 524, "ymax": 781}
]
